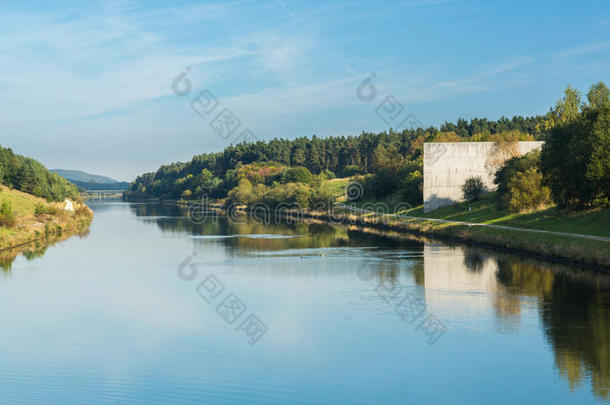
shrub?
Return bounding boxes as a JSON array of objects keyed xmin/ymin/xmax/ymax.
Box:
[
  {"xmin": 45, "ymin": 205, "xmax": 60, "ymax": 215},
  {"xmin": 364, "ymin": 170, "xmax": 397, "ymax": 199},
  {"xmin": 340, "ymin": 165, "xmax": 364, "ymax": 177},
  {"xmin": 506, "ymin": 167, "xmax": 552, "ymax": 213},
  {"xmin": 462, "ymin": 176, "xmax": 486, "ymax": 202},
  {"xmin": 399, "ymin": 170, "xmax": 423, "ymax": 206},
  {"xmin": 281, "ymin": 166, "xmax": 313, "ymax": 184},
  {"xmin": 310, "ymin": 183, "xmax": 334, "ymax": 210},
  {"xmin": 227, "ymin": 179, "xmax": 255, "ymax": 205},
  {"xmin": 0, "ymin": 200, "xmax": 16, "ymax": 228},
  {"xmin": 494, "ymin": 151, "xmax": 541, "ymax": 209},
  {"xmin": 34, "ymin": 202, "xmax": 47, "ymax": 217},
  {"xmin": 319, "ymin": 169, "xmax": 335, "ymax": 180}
]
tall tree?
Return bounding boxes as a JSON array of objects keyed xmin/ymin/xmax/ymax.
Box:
[{"xmin": 587, "ymin": 81, "xmax": 610, "ymax": 109}]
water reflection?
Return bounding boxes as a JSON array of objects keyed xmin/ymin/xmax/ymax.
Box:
[
  {"xmin": 497, "ymin": 260, "xmax": 610, "ymax": 400},
  {"xmin": 128, "ymin": 202, "xmax": 424, "ymax": 255},
  {"xmin": 424, "ymin": 245, "xmax": 610, "ymax": 401},
  {"xmin": 0, "ymin": 229, "xmax": 90, "ymax": 272},
  {"xmin": 5, "ymin": 201, "xmax": 604, "ymax": 403},
  {"xmin": 105, "ymin": 202, "xmax": 608, "ymax": 401},
  {"xmin": 132, "ymin": 203, "xmax": 609, "ymax": 401}
]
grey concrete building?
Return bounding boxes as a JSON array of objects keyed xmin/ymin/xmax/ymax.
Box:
[{"xmin": 423, "ymin": 141, "xmax": 543, "ymax": 212}]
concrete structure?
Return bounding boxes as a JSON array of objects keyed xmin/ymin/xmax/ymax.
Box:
[{"xmin": 423, "ymin": 141, "xmax": 543, "ymax": 212}]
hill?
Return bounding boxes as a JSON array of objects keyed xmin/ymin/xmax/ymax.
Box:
[
  {"xmin": 70, "ymin": 180, "xmax": 130, "ymax": 191},
  {"xmin": 51, "ymin": 169, "xmax": 119, "ymax": 184},
  {"xmin": 0, "ymin": 145, "xmax": 79, "ymax": 201}
]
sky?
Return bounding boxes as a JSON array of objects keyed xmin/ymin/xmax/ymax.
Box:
[{"xmin": 1, "ymin": 0, "xmax": 609, "ymax": 181}]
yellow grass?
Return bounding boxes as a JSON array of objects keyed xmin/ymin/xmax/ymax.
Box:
[{"xmin": 0, "ymin": 186, "xmax": 93, "ymax": 252}]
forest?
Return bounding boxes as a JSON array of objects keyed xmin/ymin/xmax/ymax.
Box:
[
  {"xmin": 124, "ymin": 82, "xmax": 609, "ymax": 212},
  {"xmin": 124, "ymin": 114, "xmax": 548, "ymax": 204}
]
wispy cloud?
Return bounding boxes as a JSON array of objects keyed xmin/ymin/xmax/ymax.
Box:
[
  {"xmin": 2, "ymin": 0, "xmax": 609, "ymax": 179},
  {"xmin": 554, "ymin": 41, "xmax": 610, "ymax": 58}
]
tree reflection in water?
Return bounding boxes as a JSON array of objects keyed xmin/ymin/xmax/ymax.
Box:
[
  {"xmin": 496, "ymin": 258, "xmax": 609, "ymax": 400},
  {"xmin": 0, "ymin": 229, "xmax": 90, "ymax": 272},
  {"xmin": 132, "ymin": 202, "xmax": 610, "ymax": 400}
]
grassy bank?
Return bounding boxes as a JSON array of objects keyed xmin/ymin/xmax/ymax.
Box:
[
  {"xmin": 336, "ymin": 192, "xmax": 610, "ymax": 269},
  {"xmin": 397, "ymin": 193, "xmax": 610, "ymax": 238},
  {"xmin": 0, "ymin": 187, "xmax": 93, "ymax": 253}
]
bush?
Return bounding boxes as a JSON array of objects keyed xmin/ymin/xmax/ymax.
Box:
[
  {"xmin": 506, "ymin": 167, "xmax": 552, "ymax": 213},
  {"xmin": 340, "ymin": 165, "xmax": 365, "ymax": 177},
  {"xmin": 0, "ymin": 200, "xmax": 16, "ymax": 228},
  {"xmin": 399, "ymin": 170, "xmax": 423, "ymax": 206},
  {"xmin": 364, "ymin": 171, "xmax": 397, "ymax": 199},
  {"xmin": 319, "ymin": 169, "xmax": 335, "ymax": 180},
  {"xmin": 310, "ymin": 183, "xmax": 334, "ymax": 210},
  {"xmin": 281, "ymin": 167, "xmax": 313, "ymax": 184},
  {"xmin": 462, "ymin": 176, "xmax": 486, "ymax": 202},
  {"xmin": 494, "ymin": 151, "xmax": 541, "ymax": 209},
  {"xmin": 227, "ymin": 179, "xmax": 255, "ymax": 205},
  {"xmin": 34, "ymin": 202, "xmax": 47, "ymax": 217}
]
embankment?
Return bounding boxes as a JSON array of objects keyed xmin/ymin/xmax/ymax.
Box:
[{"xmin": 0, "ymin": 188, "xmax": 93, "ymax": 265}]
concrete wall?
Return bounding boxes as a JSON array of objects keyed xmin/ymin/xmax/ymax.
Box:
[{"xmin": 423, "ymin": 141, "xmax": 543, "ymax": 212}]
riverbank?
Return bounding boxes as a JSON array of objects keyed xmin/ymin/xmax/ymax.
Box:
[
  {"xmin": 123, "ymin": 193, "xmax": 610, "ymax": 270},
  {"xmin": 277, "ymin": 206, "xmax": 610, "ymax": 271},
  {"xmin": 0, "ymin": 187, "xmax": 93, "ymax": 257}
]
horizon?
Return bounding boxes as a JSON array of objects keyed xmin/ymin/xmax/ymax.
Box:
[{"xmin": 2, "ymin": 0, "xmax": 609, "ymax": 180}]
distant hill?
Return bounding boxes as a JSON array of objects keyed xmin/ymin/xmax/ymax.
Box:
[
  {"xmin": 51, "ymin": 169, "xmax": 119, "ymax": 184},
  {"xmin": 70, "ymin": 180, "xmax": 130, "ymax": 191},
  {"xmin": 51, "ymin": 169, "xmax": 129, "ymax": 191}
]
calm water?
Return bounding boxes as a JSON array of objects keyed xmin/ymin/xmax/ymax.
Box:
[{"xmin": 0, "ymin": 202, "xmax": 608, "ymax": 404}]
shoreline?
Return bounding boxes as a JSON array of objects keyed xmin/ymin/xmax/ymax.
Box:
[
  {"xmin": 122, "ymin": 197, "xmax": 610, "ymax": 272},
  {"xmin": 284, "ymin": 208, "xmax": 610, "ymax": 272},
  {"xmin": 0, "ymin": 197, "xmax": 93, "ymax": 267}
]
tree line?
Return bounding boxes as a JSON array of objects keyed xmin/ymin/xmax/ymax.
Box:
[
  {"xmin": 124, "ymin": 113, "xmax": 549, "ymax": 204},
  {"xmin": 464, "ymin": 82, "xmax": 609, "ymax": 211},
  {"xmin": 125, "ymin": 81, "xmax": 608, "ymax": 212}
]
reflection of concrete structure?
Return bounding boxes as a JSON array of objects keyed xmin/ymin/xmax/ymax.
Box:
[
  {"xmin": 421, "ymin": 244, "xmax": 525, "ymax": 331},
  {"xmin": 421, "ymin": 244, "xmax": 500, "ymax": 315},
  {"xmin": 423, "ymin": 141, "xmax": 543, "ymax": 212}
]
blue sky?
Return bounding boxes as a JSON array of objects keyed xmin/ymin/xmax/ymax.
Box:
[{"xmin": 1, "ymin": 0, "xmax": 609, "ymax": 180}]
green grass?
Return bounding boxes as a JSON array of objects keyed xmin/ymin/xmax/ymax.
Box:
[
  {"xmin": 345, "ymin": 192, "xmax": 610, "ymax": 238},
  {"xmin": 0, "ymin": 187, "xmax": 45, "ymax": 242},
  {"xmin": 325, "ymin": 177, "xmax": 351, "ymax": 200},
  {"xmin": 399, "ymin": 193, "xmax": 610, "ymax": 238},
  {"xmin": 0, "ymin": 186, "xmax": 44, "ymax": 217}
]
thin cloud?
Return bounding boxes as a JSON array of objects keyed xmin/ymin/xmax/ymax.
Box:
[{"xmin": 554, "ymin": 41, "xmax": 610, "ymax": 58}]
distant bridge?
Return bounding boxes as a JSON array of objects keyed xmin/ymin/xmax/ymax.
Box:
[{"xmin": 82, "ymin": 190, "xmax": 124, "ymax": 200}]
